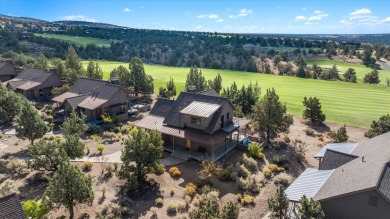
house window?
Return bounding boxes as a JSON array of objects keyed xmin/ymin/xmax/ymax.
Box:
[
  {"xmin": 120, "ymin": 104, "xmax": 126, "ymax": 112},
  {"xmin": 190, "ymin": 116, "xmax": 201, "ymax": 126},
  {"xmin": 39, "ymin": 89, "xmax": 43, "ymax": 96},
  {"xmin": 368, "ymin": 195, "xmax": 378, "ymax": 207},
  {"xmin": 227, "ymin": 112, "xmax": 230, "ymax": 120}
]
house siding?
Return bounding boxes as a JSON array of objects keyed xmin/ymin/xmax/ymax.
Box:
[
  {"xmin": 320, "ymin": 190, "xmax": 390, "ymax": 219},
  {"xmin": 212, "ymin": 103, "xmax": 234, "ymax": 133},
  {"xmin": 181, "ymin": 114, "xmax": 212, "ymax": 130},
  {"xmin": 100, "ymin": 88, "xmax": 128, "ymax": 122}
]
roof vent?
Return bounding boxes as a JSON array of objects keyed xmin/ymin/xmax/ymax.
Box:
[{"xmin": 362, "ymin": 156, "xmax": 365, "ymax": 162}]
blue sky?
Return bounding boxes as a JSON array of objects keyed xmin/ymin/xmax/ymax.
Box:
[{"xmin": 1, "ymin": 0, "xmax": 390, "ymax": 34}]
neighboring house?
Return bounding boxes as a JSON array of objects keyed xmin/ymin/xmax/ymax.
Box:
[
  {"xmin": 4, "ymin": 67, "xmax": 62, "ymax": 100},
  {"xmin": 52, "ymin": 78, "xmax": 129, "ymax": 122},
  {"xmin": 0, "ymin": 193, "xmax": 27, "ymax": 219},
  {"xmin": 0, "ymin": 61, "xmax": 16, "ymax": 82},
  {"xmin": 285, "ymin": 133, "xmax": 390, "ymax": 219},
  {"xmin": 136, "ymin": 89, "xmax": 250, "ymax": 161}
]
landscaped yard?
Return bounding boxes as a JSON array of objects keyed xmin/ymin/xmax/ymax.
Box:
[
  {"xmin": 34, "ymin": 33, "xmax": 113, "ymax": 47},
  {"xmin": 83, "ymin": 61, "xmax": 390, "ymax": 127}
]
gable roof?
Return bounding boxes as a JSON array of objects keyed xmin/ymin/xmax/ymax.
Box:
[
  {"xmin": 378, "ymin": 163, "xmax": 390, "ymax": 201},
  {"xmin": 197, "ymin": 89, "xmax": 220, "ymax": 97},
  {"xmin": 149, "ymin": 98, "xmax": 175, "ymax": 117},
  {"xmin": 181, "ymin": 101, "xmax": 221, "ymax": 118},
  {"xmin": 0, "ymin": 193, "xmax": 27, "ymax": 219},
  {"xmin": 5, "ymin": 68, "xmax": 61, "ymax": 90},
  {"xmin": 314, "ymin": 132, "xmax": 390, "ymax": 201},
  {"xmin": 52, "ymin": 78, "xmax": 127, "ymax": 110},
  {"xmin": 319, "ymin": 149, "xmax": 358, "ymax": 170},
  {"xmin": 163, "ymin": 91, "xmax": 231, "ymax": 127},
  {"xmin": 0, "ymin": 61, "xmax": 15, "ymax": 76},
  {"xmin": 314, "ymin": 143, "xmax": 357, "ymax": 158}
]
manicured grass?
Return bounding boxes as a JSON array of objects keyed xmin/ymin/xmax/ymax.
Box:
[
  {"xmin": 84, "ymin": 61, "xmax": 390, "ymax": 127},
  {"xmin": 34, "ymin": 33, "xmax": 112, "ymax": 47},
  {"xmin": 307, "ymin": 59, "xmax": 390, "ymax": 84}
]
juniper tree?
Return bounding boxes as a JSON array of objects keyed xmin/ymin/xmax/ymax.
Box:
[
  {"xmin": 252, "ymin": 88, "xmax": 293, "ymax": 143},
  {"xmin": 302, "ymin": 97, "xmax": 326, "ymax": 124},
  {"xmin": 44, "ymin": 162, "xmax": 94, "ymax": 219},
  {"xmin": 268, "ymin": 185, "xmax": 289, "ymax": 219},
  {"xmin": 365, "ymin": 114, "xmax": 390, "ymax": 138},
  {"xmin": 0, "ymin": 84, "xmax": 24, "ymax": 123},
  {"xmin": 343, "ymin": 68, "xmax": 357, "ymax": 83},
  {"xmin": 118, "ymin": 127, "xmax": 163, "ymax": 190},
  {"xmin": 208, "ymin": 73, "xmax": 223, "ymax": 94},
  {"xmin": 185, "ymin": 66, "xmax": 207, "ymax": 92},
  {"xmin": 221, "ymin": 201, "xmax": 239, "ymax": 219},
  {"xmin": 298, "ymin": 195, "xmax": 325, "ymax": 219},
  {"xmin": 363, "ymin": 69, "xmax": 380, "ymax": 84},
  {"xmin": 36, "ymin": 52, "xmax": 48, "ymax": 70},
  {"xmin": 28, "ymin": 140, "xmax": 64, "ymax": 171},
  {"xmin": 65, "ymin": 46, "xmax": 85, "ymax": 85},
  {"xmin": 15, "ymin": 101, "xmax": 48, "ymax": 145},
  {"xmin": 110, "ymin": 65, "xmax": 131, "ymax": 88},
  {"xmin": 330, "ymin": 124, "xmax": 349, "ymax": 143},
  {"xmin": 60, "ymin": 111, "xmax": 88, "ymax": 137},
  {"xmin": 159, "ymin": 77, "xmax": 176, "ymax": 98}
]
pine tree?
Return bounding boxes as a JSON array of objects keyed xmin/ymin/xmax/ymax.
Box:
[
  {"xmin": 62, "ymin": 134, "xmax": 85, "ymax": 159},
  {"xmin": 159, "ymin": 77, "xmax": 176, "ymax": 98},
  {"xmin": 185, "ymin": 66, "xmax": 207, "ymax": 92},
  {"xmin": 189, "ymin": 192, "xmax": 220, "ymax": 219},
  {"xmin": 118, "ymin": 127, "xmax": 163, "ymax": 189},
  {"xmin": 343, "ymin": 68, "xmax": 357, "ymax": 83},
  {"xmin": 60, "ymin": 111, "xmax": 88, "ymax": 137},
  {"xmin": 365, "ymin": 114, "xmax": 390, "ymax": 138},
  {"xmin": 208, "ymin": 73, "xmax": 223, "ymax": 93},
  {"xmin": 86, "ymin": 60, "xmax": 95, "ymax": 79},
  {"xmin": 295, "ymin": 54, "xmax": 307, "ymax": 67},
  {"xmin": 65, "ymin": 46, "xmax": 85, "ymax": 85},
  {"xmin": 330, "ymin": 124, "xmax": 349, "ymax": 143},
  {"xmin": 94, "ymin": 62, "xmax": 103, "ymax": 80},
  {"xmin": 0, "ymin": 84, "xmax": 24, "ymax": 123},
  {"xmin": 302, "ymin": 97, "xmax": 326, "ymax": 124},
  {"xmin": 36, "ymin": 52, "xmax": 48, "ymax": 70},
  {"xmin": 252, "ymin": 88, "xmax": 293, "ymax": 143},
  {"xmin": 298, "ymin": 195, "xmax": 325, "ymax": 219},
  {"xmin": 44, "ymin": 162, "xmax": 94, "ymax": 219},
  {"xmin": 296, "ymin": 65, "xmax": 306, "ymax": 78},
  {"xmin": 28, "ymin": 140, "xmax": 64, "ymax": 171},
  {"xmin": 110, "ymin": 65, "xmax": 131, "ymax": 88},
  {"xmin": 51, "ymin": 58, "xmax": 67, "ymax": 77},
  {"xmin": 268, "ymin": 185, "xmax": 289, "ymax": 219},
  {"xmin": 363, "ymin": 69, "xmax": 380, "ymax": 84},
  {"xmin": 15, "ymin": 101, "xmax": 48, "ymax": 145}
]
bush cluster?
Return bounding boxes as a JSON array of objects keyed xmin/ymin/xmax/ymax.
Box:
[{"xmin": 169, "ymin": 167, "xmax": 181, "ymax": 177}]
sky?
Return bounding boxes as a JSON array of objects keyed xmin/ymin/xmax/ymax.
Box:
[{"xmin": 1, "ymin": 0, "xmax": 390, "ymax": 34}]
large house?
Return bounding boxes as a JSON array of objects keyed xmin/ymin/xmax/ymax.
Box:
[
  {"xmin": 285, "ymin": 132, "xmax": 390, "ymax": 219},
  {"xmin": 52, "ymin": 78, "xmax": 129, "ymax": 122},
  {"xmin": 4, "ymin": 67, "xmax": 62, "ymax": 100},
  {"xmin": 136, "ymin": 89, "xmax": 250, "ymax": 161},
  {"xmin": 0, "ymin": 61, "xmax": 16, "ymax": 82}
]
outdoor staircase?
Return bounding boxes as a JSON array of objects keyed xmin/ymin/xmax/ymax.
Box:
[{"xmin": 171, "ymin": 150, "xmax": 190, "ymax": 161}]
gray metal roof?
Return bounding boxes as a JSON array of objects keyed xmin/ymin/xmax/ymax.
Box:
[
  {"xmin": 180, "ymin": 101, "xmax": 220, "ymax": 118},
  {"xmin": 314, "ymin": 143, "xmax": 357, "ymax": 158},
  {"xmin": 285, "ymin": 168, "xmax": 333, "ymax": 202},
  {"xmin": 319, "ymin": 149, "xmax": 357, "ymax": 170}
]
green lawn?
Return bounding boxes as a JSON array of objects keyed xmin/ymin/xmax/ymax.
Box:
[
  {"xmin": 34, "ymin": 33, "xmax": 112, "ymax": 47},
  {"xmin": 83, "ymin": 61, "xmax": 390, "ymax": 128},
  {"xmin": 307, "ymin": 59, "xmax": 390, "ymax": 84}
]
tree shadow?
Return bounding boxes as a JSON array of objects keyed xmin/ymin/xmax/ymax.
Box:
[
  {"xmin": 18, "ymin": 172, "xmax": 49, "ymax": 200},
  {"xmin": 1, "ymin": 149, "xmax": 29, "ymax": 159},
  {"xmin": 308, "ymin": 122, "xmax": 331, "ymax": 133}
]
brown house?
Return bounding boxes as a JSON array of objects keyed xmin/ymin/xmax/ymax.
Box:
[
  {"xmin": 52, "ymin": 78, "xmax": 129, "ymax": 122},
  {"xmin": 4, "ymin": 67, "xmax": 62, "ymax": 100},
  {"xmin": 286, "ymin": 133, "xmax": 390, "ymax": 219},
  {"xmin": 136, "ymin": 89, "xmax": 250, "ymax": 161},
  {"xmin": 0, "ymin": 61, "xmax": 16, "ymax": 82}
]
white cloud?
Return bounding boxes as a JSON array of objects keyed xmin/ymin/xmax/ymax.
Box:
[
  {"xmin": 226, "ymin": 8, "xmax": 231, "ymax": 11},
  {"xmin": 197, "ymin": 14, "xmax": 219, "ymax": 19},
  {"xmin": 60, "ymin": 15, "xmax": 97, "ymax": 22},
  {"xmin": 122, "ymin": 8, "xmax": 134, "ymax": 13},
  {"xmin": 295, "ymin": 16, "xmax": 307, "ymax": 21},
  {"xmin": 348, "ymin": 8, "xmax": 382, "ymax": 25},
  {"xmin": 216, "ymin": 19, "xmax": 224, "ymax": 23},
  {"xmin": 308, "ymin": 12, "xmax": 329, "ymax": 21},
  {"xmin": 350, "ymin": 8, "xmax": 371, "ymax": 16},
  {"xmin": 383, "ymin": 17, "xmax": 390, "ymax": 22},
  {"xmin": 195, "ymin": 25, "xmax": 203, "ymax": 29},
  {"xmin": 239, "ymin": 9, "xmax": 253, "ymax": 17},
  {"xmin": 140, "ymin": 6, "xmax": 144, "ymax": 9},
  {"xmin": 305, "ymin": 22, "xmax": 312, "ymax": 25},
  {"xmin": 229, "ymin": 15, "xmax": 238, "ymax": 19},
  {"xmin": 302, "ymin": 7, "xmax": 307, "ymax": 11}
]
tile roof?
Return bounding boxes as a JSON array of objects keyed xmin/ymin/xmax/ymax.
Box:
[
  {"xmin": 319, "ymin": 149, "xmax": 357, "ymax": 170},
  {"xmin": 180, "ymin": 101, "xmax": 221, "ymax": 118},
  {"xmin": 285, "ymin": 168, "xmax": 333, "ymax": 202},
  {"xmin": 314, "ymin": 132, "xmax": 390, "ymax": 201},
  {"xmin": 314, "ymin": 143, "xmax": 357, "ymax": 158},
  {"xmin": 5, "ymin": 68, "xmax": 61, "ymax": 90},
  {"xmin": 378, "ymin": 163, "xmax": 390, "ymax": 201},
  {"xmin": 0, "ymin": 193, "xmax": 27, "ymax": 219}
]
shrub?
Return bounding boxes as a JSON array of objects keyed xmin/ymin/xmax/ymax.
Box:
[
  {"xmin": 237, "ymin": 193, "xmax": 255, "ymax": 205},
  {"xmin": 22, "ymin": 200, "xmax": 49, "ymax": 219},
  {"xmin": 274, "ymin": 173, "xmax": 293, "ymax": 186},
  {"xmin": 6, "ymin": 157, "xmax": 29, "ymax": 174},
  {"xmin": 247, "ymin": 142, "xmax": 263, "ymax": 158},
  {"xmin": 170, "ymin": 189, "xmax": 175, "ymax": 196},
  {"xmin": 237, "ymin": 175, "xmax": 260, "ymax": 193},
  {"xmin": 268, "ymin": 164, "xmax": 279, "ymax": 173},
  {"xmin": 239, "ymin": 164, "xmax": 250, "ymax": 178},
  {"xmin": 105, "ymin": 163, "xmax": 114, "ymax": 174},
  {"xmin": 100, "ymin": 184, "xmax": 107, "ymax": 198},
  {"xmin": 305, "ymin": 128, "xmax": 315, "ymax": 136},
  {"xmin": 183, "ymin": 182, "xmax": 197, "ymax": 197},
  {"xmin": 294, "ymin": 144, "xmax": 307, "ymax": 162},
  {"xmin": 258, "ymin": 152, "xmax": 265, "ymax": 160},
  {"xmin": 87, "ymin": 124, "xmax": 101, "ymax": 134},
  {"xmin": 295, "ymin": 138, "xmax": 302, "ymax": 143},
  {"xmin": 169, "ymin": 167, "xmax": 181, "ymax": 177},
  {"xmin": 166, "ymin": 202, "xmax": 178, "ymax": 214},
  {"xmin": 103, "ymin": 131, "xmax": 116, "ymax": 141},
  {"xmin": 0, "ymin": 179, "xmax": 19, "ymax": 197},
  {"xmin": 97, "ymin": 145, "xmax": 105, "ymax": 154},
  {"xmin": 98, "ymin": 201, "xmax": 129, "ymax": 218},
  {"xmin": 263, "ymin": 167, "xmax": 271, "ymax": 177},
  {"xmin": 283, "ymin": 135, "xmax": 290, "ymax": 143},
  {"xmin": 216, "ymin": 168, "xmax": 231, "ymax": 181},
  {"xmin": 153, "ymin": 163, "xmax": 165, "ymax": 175},
  {"xmin": 177, "ymin": 201, "xmax": 187, "ymax": 213},
  {"xmin": 242, "ymin": 153, "xmax": 258, "ymax": 170},
  {"xmin": 155, "ymin": 197, "xmax": 164, "ymax": 206},
  {"xmin": 150, "ymin": 207, "xmax": 158, "ymax": 217},
  {"xmin": 192, "ymin": 172, "xmax": 212, "ymax": 188},
  {"xmin": 101, "ymin": 113, "xmax": 118, "ymax": 123},
  {"xmin": 184, "ymin": 195, "xmax": 192, "ymax": 205},
  {"xmin": 81, "ymin": 161, "xmax": 93, "ymax": 171}
]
